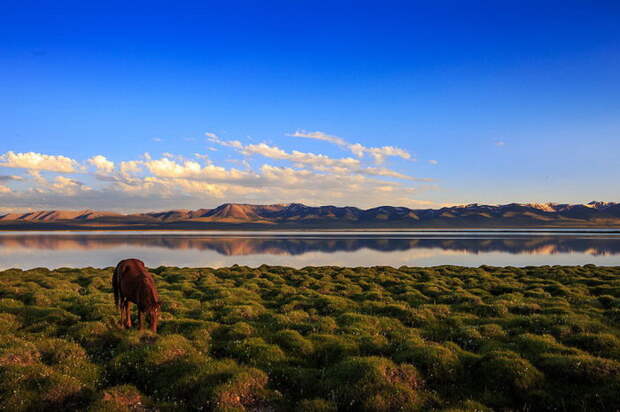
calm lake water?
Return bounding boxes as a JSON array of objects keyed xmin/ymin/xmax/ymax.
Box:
[
  {"xmin": 0, "ymin": 229, "xmax": 620, "ymax": 269},
  {"xmin": 1, "ymin": 230, "xmax": 620, "ymax": 269}
]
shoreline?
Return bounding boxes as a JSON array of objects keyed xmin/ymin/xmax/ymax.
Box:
[
  {"xmin": 3, "ymin": 263, "xmax": 618, "ymax": 271},
  {"xmin": 2, "ymin": 227, "xmax": 620, "ymax": 233}
]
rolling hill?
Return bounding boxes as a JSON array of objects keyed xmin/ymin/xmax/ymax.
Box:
[{"xmin": 1, "ymin": 201, "xmax": 619, "ymax": 230}]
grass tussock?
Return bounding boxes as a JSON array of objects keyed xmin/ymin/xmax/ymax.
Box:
[{"xmin": 0, "ymin": 264, "xmax": 619, "ymax": 411}]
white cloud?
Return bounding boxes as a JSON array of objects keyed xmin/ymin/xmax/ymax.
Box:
[
  {"xmin": 0, "ymin": 151, "xmax": 80, "ymax": 173},
  {"xmin": 288, "ymin": 130, "xmax": 348, "ymax": 146},
  {"xmin": 365, "ymin": 146, "xmax": 411, "ymax": 164},
  {"xmin": 51, "ymin": 176, "xmax": 92, "ymax": 193},
  {"xmin": 142, "ymin": 157, "xmax": 253, "ymax": 182},
  {"xmin": 241, "ymin": 143, "xmax": 361, "ymax": 170},
  {"xmin": 495, "ymin": 140, "xmax": 506, "ymax": 147},
  {"xmin": 428, "ymin": 159, "xmax": 438, "ymax": 165},
  {"xmin": 27, "ymin": 170, "xmax": 47, "ymax": 185},
  {"xmin": 288, "ymin": 130, "xmax": 412, "ymax": 164},
  {"xmin": 348, "ymin": 143, "xmax": 366, "ymax": 158},
  {"xmin": 135, "ymin": 176, "xmax": 227, "ymax": 198},
  {"xmin": 206, "ymin": 133, "xmax": 243, "ymax": 149},
  {"xmin": 241, "ymin": 143, "xmax": 288, "ymax": 159},
  {"xmin": 88, "ymin": 155, "xmax": 115, "ymax": 173},
  {"xmin": 119, "ymin": 160, "xmax": 143, "ymax": 175},
  {"xmin": 359, "ymin": 167, "xmax": 416, "ymax": 180},
  {"xmin": 144, "ymin": 158, "xmax": 202, "ymax": 178},
  {"xmin": 8, "ymin": 170, "xmax": 92, "ymax": 198}
]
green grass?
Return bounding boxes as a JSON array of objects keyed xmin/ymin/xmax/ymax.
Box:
[{"xmin": 1, "ymin": 264, "xmax": 620, "ymax": 411}]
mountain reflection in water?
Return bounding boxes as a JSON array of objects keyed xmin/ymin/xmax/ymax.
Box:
[
  {"xmin": 1, "ymin": 231, "xmax": 619, "ymax": 269},
  {"xmin": 2, "ymin": 233, "xmax": 620, "ymax": 255}
]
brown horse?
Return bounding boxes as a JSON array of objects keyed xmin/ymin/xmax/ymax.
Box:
[{"xmin": 112, "ymin": 258, "xmax": 161, "ymax": 332}]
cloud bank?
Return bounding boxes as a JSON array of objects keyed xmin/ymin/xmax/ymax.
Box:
[{"xmin": 0, "ymin": 131, "xmax": 435, "ymax": 212}]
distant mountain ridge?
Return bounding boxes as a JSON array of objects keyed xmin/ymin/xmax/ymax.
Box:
[{"xmin": 1, "ymin": 201, "xmax": 620, "ymax": 229}]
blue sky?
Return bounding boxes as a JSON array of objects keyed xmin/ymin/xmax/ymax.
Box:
[{"xmin": 0, "ymin": 1, "xmax": 619, "ymax": 212}]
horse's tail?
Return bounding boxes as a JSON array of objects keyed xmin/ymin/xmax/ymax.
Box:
[{"xmin": 113, "ymin": 263, "xmax": 121, "ymax": 309}]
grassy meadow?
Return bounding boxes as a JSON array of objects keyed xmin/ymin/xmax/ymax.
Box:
[{"xmin": 1, "ymin": 264, "xmax": 620, "ymax": 411}]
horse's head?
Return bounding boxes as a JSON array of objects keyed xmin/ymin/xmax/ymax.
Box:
[{"xmin": 148, "ymin": 301, "xmax": 162, "ymax": 332}]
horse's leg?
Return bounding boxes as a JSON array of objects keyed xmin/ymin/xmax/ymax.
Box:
[
  {"xmin": 138, "ymin": 309, "xmax": 145, "ymax": 330},
  {"xmin": 125, "ymin": 302, "xmax": 132, "ymax": 328},
  {"xmin": 119, "ymin": 299, "xmax": 125, "ymax": 327},
  {"xmin": 121, "ymin": 300, "xmax": 131, "ymax": 328}
]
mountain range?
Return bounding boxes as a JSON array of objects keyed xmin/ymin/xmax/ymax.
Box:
[{"xmin": 1, "ymin": 202, "xmax": 619, "ymax": 230}]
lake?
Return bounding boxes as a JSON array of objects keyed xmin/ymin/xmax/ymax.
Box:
[{"xmin": 1, "ymin": 229, "xmax": 620, "ymax": 269}]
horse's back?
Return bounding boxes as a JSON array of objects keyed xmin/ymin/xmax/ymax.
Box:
[{"xmin": 116, "ymin": 258, "xmax": 147, "ymax": 277}]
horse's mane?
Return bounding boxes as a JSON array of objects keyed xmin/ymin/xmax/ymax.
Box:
[{"xmin": 138, "ymin": 271, "xmax": 160, "ymax": 310}]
